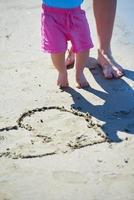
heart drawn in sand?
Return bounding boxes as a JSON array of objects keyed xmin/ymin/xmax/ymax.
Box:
[{"xmin": 0, "ymin": 106, "xmax": 109, "ymax": 159}]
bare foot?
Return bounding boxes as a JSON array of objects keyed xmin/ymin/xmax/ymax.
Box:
[
  {"xmin": 97, "ymin": 49, "xmax": 124, "ymax": 79},
  {"xmin": 57, "ymin": 71, "xmax": 69, "ymax": 88},
  {"xmin": 76, "ymin": 71, "xmax": 89, "ymax": 89},
  {"xmin": 65, "ymin": 49, "xmax": 96, "ymax": 70},
  {"xmin": 65, "ymin": 49, "xmax": 75, "ymax": 69}
]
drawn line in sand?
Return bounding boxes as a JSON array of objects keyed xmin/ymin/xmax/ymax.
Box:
[{"xmin": 0, "ymin": 106, "xmax": 110, "ymax": 159}]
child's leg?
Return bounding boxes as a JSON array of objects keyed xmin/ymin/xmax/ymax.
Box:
[
  {"xmin": 75, "ymin": 50, "xmax": 90, "ymax": 88},
  {"xmin": 51, "ymin": 53, "xmax": 69, "ymax": 88}
]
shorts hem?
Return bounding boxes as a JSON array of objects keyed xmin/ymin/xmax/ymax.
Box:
[
  {"xmin": 41, "ymin": 48, "xmax": 66, "ymax": 54},
  {"xmin": 73, "ymin": 44, "xmax": 94, "ymax": 53}
]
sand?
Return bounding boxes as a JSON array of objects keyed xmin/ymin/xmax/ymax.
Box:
[{"xmin": 0, "ymin": 0, "xmax": 134, "ymax": 199}]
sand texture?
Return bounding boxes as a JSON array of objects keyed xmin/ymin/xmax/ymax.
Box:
[{"xmin": 0, "ymin": 0, "xmax": 134, "ymax": 200}]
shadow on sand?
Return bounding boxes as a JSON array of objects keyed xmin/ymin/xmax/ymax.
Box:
[{"xmin": 64, "ymin": 58, "xmax": 134, "ymax": 142}]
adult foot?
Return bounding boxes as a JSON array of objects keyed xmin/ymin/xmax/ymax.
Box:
[
  {"xmin": 57, "ymin": 71, "xmax": 69, "ymax": 88},
  {"xmin": 65, "ymin": 49, "xmax": 75, "ymax": 69},
  {"xmin": 97, "ymin": 49, "xmax": 124, "ymax": 79},
  {"xmin": 76, "ymin": 71, "xmax": 89, "ymax": 89}
]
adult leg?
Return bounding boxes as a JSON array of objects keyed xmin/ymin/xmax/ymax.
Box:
[
  {"xmin": 75, "ymin": 50, "xmax": 89, "ymax": 88},
  {"xmin": 93, "ymin": 0, "xmax": 124, "ymax": 78},
  {"xmin": 51, "ymin": 53, "xmax": 69, "ymax": 88}
]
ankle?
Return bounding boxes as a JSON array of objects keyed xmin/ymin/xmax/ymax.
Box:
[
  {"xmin": 98, "ymin": 48, "xmax": 112, "ymax": 58},
  {"xmin": 76, "ymin": 68, "xmax": 84, "ymax": 75},
  {"xmin": 57, "ymin": 67, "xmax": 67, "ymax": 74}
]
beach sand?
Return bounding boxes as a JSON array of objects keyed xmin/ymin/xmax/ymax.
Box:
[{"xmin": 0, "ymin": 0, "xmax": 134, "ymax": 199}]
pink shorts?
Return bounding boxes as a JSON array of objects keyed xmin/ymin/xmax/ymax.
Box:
[{"xmin": 41, "ymin": 5, "xmax": 94, "ymax": 53}]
